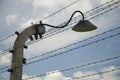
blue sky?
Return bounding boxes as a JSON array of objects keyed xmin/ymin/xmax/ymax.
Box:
[{"xmin": 0, "ymin": 0, "xmax": 120, "ymax": 80}]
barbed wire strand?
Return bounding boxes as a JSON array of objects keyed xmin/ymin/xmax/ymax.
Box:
[
  {"xmin": 22, "ymin": 56, "xmax": 120, "ymax": 80},
  {"xmin": 0, "ymin": 25, "xmax": 120, "ymax": 72},
  {"xmin": 3, "ymin": 31, "xmax": 119, "ymax": 72},
  {"xmin": 27, "ymin": 26, "xmax": 120, "ymax": 60},
  {"xmin": 1, "ymin": 26, "xmax": 120, "ymax": 73},
  {"xmin": 67, "ymin": 67, "xmax": 120, "ymax": 80},
  {"xmin": 0, "ymin": 33, "xmax": 120, "ymax": 73},
  {"xmin": 24, "ymin": 32, "xmax": 120, "ymax": 66}
]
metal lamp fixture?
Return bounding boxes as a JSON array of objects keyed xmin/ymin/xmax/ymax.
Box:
[
  {"xmin": 39, "ymin": 10, "xmax": 97, "ymax": 32},
  {"xmin": 71, "ymin": 11, "xmax": 97, "ymax": 32},
  {"xmin": 30, "ymin": 10, "xmax": 97, "ymax": 40}
]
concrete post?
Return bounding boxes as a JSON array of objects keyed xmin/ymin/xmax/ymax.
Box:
[{"xmin": 10, "ymin": 24, "xmax": 45, "ymax": 80}]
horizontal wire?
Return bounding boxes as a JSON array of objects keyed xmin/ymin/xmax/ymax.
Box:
[
  {"xmin": 24, "ymin": 32, "xmax": 120, "ymax": 66},
  {"xmin": 0, "ymin": 26, "xmax": 120, "ymax": 73},
  {"xmin": 0, "ymin": 0, "xmax": 119, "ymax": 56},
  {"xmin": 0, "ymin": 34, "xmax": 15, "ymax": 43},
  {"xmin": 1, "ymin": 32, "xmax": 120, "ymax": 73},
  {"xmin": 27, "ymin": 26, "xmax": 120, "ymax": 60},
  {"xmin": 22, "ymin": 56, "xmax": 120, "ymax": 80},
  {"xmin": 67, "ymin": 67, "xmax": 120, "ymax": 80}
]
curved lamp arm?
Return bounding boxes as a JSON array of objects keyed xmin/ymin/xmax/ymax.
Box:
[{"xmin": 41, "ymin": 10, "xmax": 85, "ymax": 28}]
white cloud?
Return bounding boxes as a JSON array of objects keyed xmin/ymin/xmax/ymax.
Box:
[
  {"xmin": 6, "ymin": 14, "xmax": 18, "ymax": 25},
  {"xmin": 44, "ymin": 70, "xmax": 67, "ymax": 80},
  {"xmin": 32, "ymin": 0, "xmax": 68, "ymax": 8},
  {"xmin": 0, "ymin": 53, "xmax": 11, "ymax": 66},
  {"xmin": 32, "ymin": 0, "xmax": 55, "ymax": 8},
  {"xmin": 73, "ymin": 66, "xmax": 120, "ymax": 80},
  {"xmin": 22, "ymin": 66, "xmax": 120, "ymax": 80},
  {"xmin": 23, "ymin": 70, "xmax": 69, "ymax": 80},
  {"xmin": 73, "ymin": 71, "xmax": 101, "ymax": 80},
  {"xmin": 101, "ymin": 66, "xmax": 120, "ymax": 80},
  {"xmin": 23, "ymin": 74, "xmax": 41, "ymax": 80}
]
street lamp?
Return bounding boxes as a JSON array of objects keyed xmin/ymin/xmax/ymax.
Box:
[
  {"xmin": 9, "ymin": 10, "xmax": 97, "ymax": 80},
  {"xmin": 32, "ymin": 10, "xmax": 97, "ymax": 40}
]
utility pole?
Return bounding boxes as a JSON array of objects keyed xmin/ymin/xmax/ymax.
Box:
[{"xmin": 9, "ymin": 23, "xmax": 45, "ymax": 80}]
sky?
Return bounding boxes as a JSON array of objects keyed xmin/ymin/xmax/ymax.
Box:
[{"xmin": 0, "ymin": 0, "xmax": 120, "ymax": 80}]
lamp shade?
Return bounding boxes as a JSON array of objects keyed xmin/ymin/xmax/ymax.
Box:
[{"xmin": 72, "ymin": 20, "xmax": 97, "ymax": 32}]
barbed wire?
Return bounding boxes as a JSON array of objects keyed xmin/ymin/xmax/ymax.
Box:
[
  {"xmin": 67, "ymin": 67, "xmax": 120, "ymax": 80},
  {"xmin": 0, "ymin": 34, "xmax": 15, "ymax": 43},
  {"xmin": 0, "ymin": 0, "xmax": 120, "ymax": 57},
  {"xmin": 22, "ymin": 56, "xmax": 120, "ymax": 80},
  {"xmin": 0, "ymin": 25, "xmax": 120, "ymax": 73},
  {"xmin": 27, "ymin": 26, "xmax": 120, "ymax": 60},
  {"xmin": 0, "ymin": 26, "xmax": 120, "ymax": 73},
  {"xmin": 3, "ymin": 31, "xmax": 119, "ymax": 72},
  {"xmin": 24, "ymin": 32, "xmax": 120, "ymax": 66}
]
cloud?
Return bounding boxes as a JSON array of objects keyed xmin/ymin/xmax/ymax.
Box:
[
  {"xmin": 23, "ymin": 74, "xmax": 42, "ymax": 80},
  {"xmin": 22, "ymin": 66, "xmax": 120, "ymax": 80},
  {"xmin": 44, "ymin": 70, "xmax": 67, "ymax": 80},
  {"xmin": 0, "ymin": 53, "xmax": 11, "ymax": 66},
  {"xmin": 101, "ymin": 66, "xmax": 120, "ymax": 80},
  {"xmin": 73, "ymin": 66, "xmax": 120, "ymax": 80},
  {"xmin": 32, "ymin": 0, "xmax": 56, "ymax": 8},
  {"xmin": 73, "ymin": 71, "xmax": 101, "ymax": 80},
  {"xmin": 6, "ymin": 14, "xmax": 18, "ymax": 25},
  {"xmin": 23, "ymin": 70, "xmax": 69, "ymax": 80},
  {"xmin": 32, "ymin": 0, "xmax": 68, "ymax": 8}
]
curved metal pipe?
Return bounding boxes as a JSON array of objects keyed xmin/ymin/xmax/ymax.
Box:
[{"xmin": 41, "ymin": 10, "xmax": 85, "ymax": 28}]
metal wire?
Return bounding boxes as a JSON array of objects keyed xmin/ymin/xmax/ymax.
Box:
[
  {"xmin": 25, "ymin": 32, "xmax": 120, "ymax": 66},
  {"xmin": 0, "ymin": 26, "xmax": 120, "ymax": 73},
  {"xmin": 27, "ymin": 26, "xmax": 120, "ymax": 61},
  {"xmin": 4, "ymin": 31, "xmax": 119, "ymax": 72},
  {"xmin": 22, "ymin": 56, "xmax": 120, "ymax": 80},
  {"xmin": 67, "ymin": 67, "xmax": 120, "ymax": 80}
]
